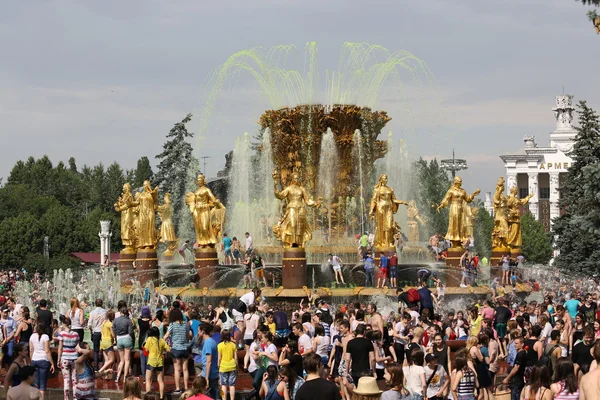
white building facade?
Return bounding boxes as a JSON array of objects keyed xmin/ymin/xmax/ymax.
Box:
[{"xmin": 495, "ymin": 95, "xmax": 577, "ymax": 231}]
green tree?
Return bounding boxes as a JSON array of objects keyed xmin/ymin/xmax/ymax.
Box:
[
  {"xmin": 0, "ymin": 213, "xmax": 43, "ymax": 267},
  {"xmin": 412, "ymin": 158, "xmax": 450, "ymax": 238},
  {"xmin": 553, "ymin": 101, "xmax": 600, "ymax": 274},
  {"xmin": 575, "ymin": 0, "xmax": 600, "ymax": 30},
  {"xmin": 133, "ymin": 156, "xmax": 153, "ymax": 188},
  {"xmin": 473, "ymin": 201, "xmax": 493, "ymax": 258},
  {"xmin": 154, "ymin": 113, "xmax": 200, "ymax": 234},
  {"xmin": 521, "ymin": 213, "xmax": 553, "ymax": 264}
]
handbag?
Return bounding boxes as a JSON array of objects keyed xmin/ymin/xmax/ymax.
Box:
[{"xmin": 142, "ymin": 340, "xmax": 149, "ymax": 357}]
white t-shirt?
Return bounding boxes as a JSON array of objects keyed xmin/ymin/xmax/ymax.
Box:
[
  {"xmin": 424, "ymin": 364, "xmax": 447, "ymax": 398},
  {"xmin": 394, "ymin": 322, "xmax": 407, "ymax": 344},
  {"xmin": 11, "ymin": 304, "xmax": 23, "ymax": 322},
  {"xmin": 29, "ymin": 333, "xmax": 50, "ymax": 361},
  {"xmin": 409, "ymin": 311, "xmax": 420, "ymax": 327},
  {"xmin": 240, "ymin": 292, "xmax": 255, "ymax": 307},
  {"xmin": 403, "ymin": 365, "xmax": 425, "ymax": 395},
  {"xmin": 248, "ymin": 341, "xmax": 259, "ymax": 373},
  {"xmin": 298, "ymin": 334, "xmax": 312, "ymax": 355},
  {"xmin": 246, "ymin": 236, "xmax": 253, "ymax": 250},
  {"xmin": 264, "ymin": 343, "xmax": 278, "ymax": 366}
]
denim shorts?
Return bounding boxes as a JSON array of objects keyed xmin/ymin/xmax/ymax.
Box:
[
  {"xmin": 219, "ymin": 370, "xmax": 238, "ymax": 386},
  {"xmin": 146, "ymin": 364, "xmax": 163, "ymax": 372},
  {"xmin": 116, "ymin": 337, "xmax": 133, "ymax": 350},
  {"xmin": 171, "ymin": 349, "xmax": 190, "ymax": 359}
]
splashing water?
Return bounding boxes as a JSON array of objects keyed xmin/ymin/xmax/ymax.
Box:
[{"xmin": 197, "ymin": 42, "xmax": 432, "ymax": 145}]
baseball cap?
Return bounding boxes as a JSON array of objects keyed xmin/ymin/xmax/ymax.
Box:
[{"xmin": 425, "ymin": 353, "xmax": 438, "ymax": 363}]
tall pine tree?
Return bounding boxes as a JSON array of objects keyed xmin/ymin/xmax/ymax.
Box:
[
  {"xmin": 154, "ymin": 113, "xmax": 200, "ymax": 240},
  {"xmin": 133, "ymin": 156, "xmax": 154, "ymax": 188},
  {"xmin": 553, "ymin": 101, "xmax": 600, "ymax": 274}
]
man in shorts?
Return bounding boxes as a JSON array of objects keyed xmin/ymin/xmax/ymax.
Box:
[
  {"xmin": 222, "ymin": 233, "xmax": 233, "ymax": 265},
  {"xmin": 389, "ymin": 252, "xmax": 398, "ymax": 288},
  {"xmin": 377, "ymin": 252, "xmax": 388, "ymax": 289},
  {"xmin": 251, "ymin": 252, "xmax": 268, "ymax": 287},
  {"xmin": 242, "ymin": 255, "xmax": 254, "ymax": 289},
  {"xmin": 328, "ymin": 254, "xmax": 345, "ymax": 286}
]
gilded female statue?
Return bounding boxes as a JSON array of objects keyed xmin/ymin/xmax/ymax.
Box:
[
  {"xmin": 272, "ymin": 171, "xmax": 322, "ymax": 248},
  {"xmin": 185, "ymin": 174, "xmax": 221, "ymax": 248},
  {"xmin": 436, "ymin": 176, "xmax": 480, "ymax": 246},
  {"xmin": 369, "ymin": 174, "xmax": 408, "ymax": 248},
  {"xmin": 493, "ymin": 177, "xmax": 509, "ymax": 248},
  {"xmin": 114, "ymin": 183, "xmax": 136, "ymax": 251},
  {"xmin": 130, "ymin": 180, "xmax": 159, "ymax": 249},
  {"xmin": 507, "ymin": 186, "xmax": 534, "ymax": 248},
  {"xmin": 157, "ymin": 192, "xmax": 177, "ymax": 255},
  {"xmin": 406, "ymin": 200, "xmax": 426, "ymax": 243}
]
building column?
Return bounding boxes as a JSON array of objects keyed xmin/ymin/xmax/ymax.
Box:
[
  {"xmin": 99, "ymin": 220, "xmax": 112, "ymax": 263},
  {"xmin": 549, "ymin": 173, "xmax": 560, "ymax": 225},
  {"xmin": 528, "ymin": 172, "xmax": 539, "ymax": 220},
  {"xmin": 506, "ymin": 173, "xmax": 517, "ymax": 192}
]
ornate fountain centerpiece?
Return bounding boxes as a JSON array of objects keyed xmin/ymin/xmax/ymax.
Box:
[{"xmin": 258, "ymin": 104, "xmax": 391, "ymax": 238}]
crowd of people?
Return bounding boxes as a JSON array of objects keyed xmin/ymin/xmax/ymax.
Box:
[{"xmin": 1, "ymin": 265, "xmax": 600, "ymax": 400}]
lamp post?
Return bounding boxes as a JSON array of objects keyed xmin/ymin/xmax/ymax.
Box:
[{"xmin": 441, "ymin": 149, "xmax": 468, "ymax": 178}]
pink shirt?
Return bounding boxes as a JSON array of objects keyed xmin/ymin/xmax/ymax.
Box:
[{"xmin": 481, "ymin": 307, "xmax": 495, "ymax": 321}]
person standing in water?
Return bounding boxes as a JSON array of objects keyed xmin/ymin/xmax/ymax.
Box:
[{"xmin": 328, "ymin": 254, "xmax": 345, "ymax": 286}]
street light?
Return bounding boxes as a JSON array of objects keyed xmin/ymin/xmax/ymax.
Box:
[{"xmin": 441, "ymin": 149, "xmax": 468, "ymax": 178}]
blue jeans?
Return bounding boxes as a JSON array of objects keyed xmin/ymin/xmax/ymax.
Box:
[
  {"xmin": 365, "ymin": 269, "xmax": 374, "ymax": 287},
  {"xmin": 511, "ymin": 383, "xmax": 524, "ymax": 400},
  {"xmin": 139, "ymin": 349, "xmax": 148, "ymax": 376},
  {"xmin": 208, "ymin": 376, "xmax": 220, "ymax": 399},
  {"xmin": 32, "ymin": 359, "xmax": 51, "ymax": 391}
]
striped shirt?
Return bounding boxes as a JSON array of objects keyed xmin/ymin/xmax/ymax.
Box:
[
  {"xmin": 168, "ymin": 322, "xmax": 190, "ymax": 351},
  {"xmin": 554, "ymin": 381, "xmax": 579, "ymax": 400},
  {"xmin": 457, "ymin": 368, "xmax": 476, "ymax": 398},
  {"xmin": 74, "ymin": 362, "xmax": 96, "ymax": 399},
  {"xmin": 59, "ymin": 330, "xmax": 80, "ymax": 361}
]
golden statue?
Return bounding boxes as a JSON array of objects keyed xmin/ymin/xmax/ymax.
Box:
[
  {"xmin": 272, "ymin": 170, "xmax": 322, "ymax": 248},
  {"xmin": 157, "ymin": 192, "xmax": 178, "ymax": 256},
  {"xmin": 463, "ymin": 202, "xmax": 478, "ymax": 239},
  {"xmin": 130, "ymin": 180, "xmax": 159, "ymax": 249},
  {"xmin": 436, "ymin": 176, "xmax": 480, "ymax": 246},
  {"xmin": 114, "ymin": 183, "xmax": 136, "ymax": 252},
  {"xmin": 368, "ymin": 174, "xmax": 408, "ymax": 248},
  {"xmin": 493, "ymin": 177, "xmax": 509, "ymax": 249},
  {"xmin": 507, "ymin": 186, "xmax": 534, "ymax": 248},
  {"xmin": 185, "ymin": 174, "xmax": 221, "ymax": 248},
  {"xmin": 211, "ymin": 199, "xmax": 226, "ymax": 241},
  {"xmin": 406, "ymin": 200, "xmax": 426, "ymax": 243}
]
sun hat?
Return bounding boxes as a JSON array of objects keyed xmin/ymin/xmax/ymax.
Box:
[{"xmin": 353, "ymin": 376, "xmax": 382, "ymax": 395}]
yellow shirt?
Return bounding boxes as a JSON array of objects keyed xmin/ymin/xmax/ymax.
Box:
[
  {"xmin": 264, "ymin": 322, "xmax": 276, "ymax": 335},
  {"xmin": 470, "ymin": 315, "xmax": 483, "ymax": 336},
  {"xmin": 217, "ymin": 341, "xmax": 237, "ymax": 372},
  {"xmin": 101, "ymin": 321, "xmax": 113, "ymax": 343},
  {"xmin": 145, "ymin": 337, "xmax": 170, "ymax": 367}
]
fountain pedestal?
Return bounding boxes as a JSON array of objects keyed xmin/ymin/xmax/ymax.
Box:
[
  {"xmin": 282, "ymin": 248, "xmax": 307, "ymax": 289},
  {"xmin": 195, "ymin": 248, "xmax": 219, "ymax": 288},
  {"xmin": 118, "ymin": 249, "xmax": 136, "ymax": 287},
  {"xmin": 445, "ymin": 246, "xmax": 465, "ymax": 267},
  {"xmin": 135, "ymin": 249, "xmax": 159, "ymax": 286}
]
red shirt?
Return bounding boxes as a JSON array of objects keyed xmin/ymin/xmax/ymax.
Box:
[{"xmin": 389, "ymin": 255, "xmax": 398, "ymax": 267}]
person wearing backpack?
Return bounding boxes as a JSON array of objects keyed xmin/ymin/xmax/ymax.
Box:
[
  {"xmin": 541, "ymin": 330, "xmax": 562, "ymax": 375},
  {"xmin": 214, "ymin": 300, "xmax": 235, "ymax": 332}
]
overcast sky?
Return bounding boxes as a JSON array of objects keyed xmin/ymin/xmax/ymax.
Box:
[{"xmin": 1, "ymin": 0, "xmax": 599, "ymax": 196}]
